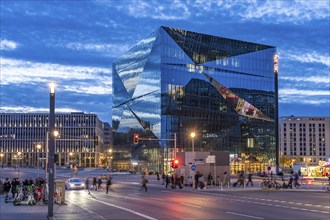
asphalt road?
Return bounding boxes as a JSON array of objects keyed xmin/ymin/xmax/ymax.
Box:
[{"xmin": 1, "ymin": 168, "xmax": 329, "ymax": 220}]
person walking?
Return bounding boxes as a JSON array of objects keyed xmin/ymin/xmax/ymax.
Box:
[
  {"xmin": 92, "ymin": 177, "xmax": 97, "ymax": 191},
  {"xmin": 139, "ymin": 174, "xmax": 148, "ymax": 192},
  {"xmin": 246, "ymin": 173, "xmax": 253, "ymax": 186},
  {"xmin": 85, "ymin": 177, "xmax": 90, "ymax": 194},
  {"xmin": 97, "ymin": 177, "xmax": 102, "ymax": 191},
  {"xmin": 106, "ymin": 177, "xmax": 112, "ymax": 194}
]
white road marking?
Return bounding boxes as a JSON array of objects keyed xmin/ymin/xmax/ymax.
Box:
[
  {"xmin": 66, "ymin": 198, "xmax": 107, "ymax": 219},
  {"xmin": 226, "ymin": 211, "xmax": 264, "ymax": 219},
  {"xmin": 82, "ymin": 196, "xmax": 158, "ymax": 220},
  {"xmin": 180, "ymin": 203, "xmax": 202, "ymax": 208},
  {"xmin": 150, "ymin": 197, "xmax": 163, "ymax": 201}
]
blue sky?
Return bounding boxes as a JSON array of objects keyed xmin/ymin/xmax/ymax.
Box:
[{"xmin": 1, "ymin": 0, "xmax": 329, "ymax": 123}]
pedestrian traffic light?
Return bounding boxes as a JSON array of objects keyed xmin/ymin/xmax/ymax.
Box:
[
  {"xmin": 133, "ymin": 133, "xmax": 139, "ymax": 144},
  {"xmin": 174, "ymin": 159, "xmax": 179, "ymax": 168}
]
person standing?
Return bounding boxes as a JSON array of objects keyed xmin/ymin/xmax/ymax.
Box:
[
  {"xmin": 165, "ymin": 175, "xmax": 171, "ymax": 188},
  {"xmin": 222, "ymin": 171, "xmax": 229, "ymax": 186},
  {"xmin": 106, "ymin": 177, "xmax": 112, "ymax": 194},
  {"xmin": 162, "ymin": 173, "xmax": 166, "ymax": 185},
  {"xmin": 246, "ymin": 173, "xmax": 253, "ymax": 186},
  {"xmin": 3, "ymin": 178, "xmax": 11, "ymax": 198},
  {"xmin": 140, "ymin": 174, "xmax": 148, "ymax": 192}
]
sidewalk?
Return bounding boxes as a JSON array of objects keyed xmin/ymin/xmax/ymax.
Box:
[{"xmin": 0, "ymin": 195, "xmax": 98, "ymax": 220}]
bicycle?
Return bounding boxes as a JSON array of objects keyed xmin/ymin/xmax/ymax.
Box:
[{"xmin": 324, "ymin": 177, "xmax": 330, "ymax": 192}]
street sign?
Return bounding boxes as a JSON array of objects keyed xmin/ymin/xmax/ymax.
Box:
[
  {"xmin": 206, "ymin": 155, "xmax": 215, "ymax": 163},
  {"xmin": 191, "ymin": 165, "xmax": 196, "ymax": 171}
]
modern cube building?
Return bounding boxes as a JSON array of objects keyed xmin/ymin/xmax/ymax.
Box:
[{"xmin": 112, "ymin": 26, "xmax": 278, "ymax": 173}]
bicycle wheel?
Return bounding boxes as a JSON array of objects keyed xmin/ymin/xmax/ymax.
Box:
[
  {"xmin": 274, "ymin": 182, "xmax": 281, "ymax": 190},
  {"xmin": 324, "ymin": 185, "xmax": 330, "ymax": 192}
]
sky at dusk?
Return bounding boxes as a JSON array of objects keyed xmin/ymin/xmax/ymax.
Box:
[{"xmin": 1, "ymin": 0, "xmax": 329, "ymax": 123}]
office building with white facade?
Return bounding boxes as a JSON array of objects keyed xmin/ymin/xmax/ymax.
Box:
[
  {"xmin": 0, "ymin": 112, "xmax": 111, "ymax": 168},
  {"xmin": 279, "ymin": 116, "xmax": 330, "ymax": 166}
]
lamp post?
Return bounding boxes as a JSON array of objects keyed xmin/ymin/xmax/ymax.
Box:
[
  {"xmin": 191, "ymin": 132, "xmax": 195, "ymax": 190},
  {"xmin": 0, "ymin": 153, "xmax": 4, "ymax": 168},
  {"xmin": 48, "ymin": 82, "xmax": 56, "ymax": 218},
  {"xmin": 36, "ymin": 144, "xmax": 41, "ymax": 177}
]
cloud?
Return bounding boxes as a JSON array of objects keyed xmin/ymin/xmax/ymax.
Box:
[
  {"xmin": 107, "ymin": 0, "xmax": 190, "ymax": 20},
  {"xmin": 66, "ymin": 42, "xmax": 130, "ymax": 57},
  {"xmin": 0, "ymin": 106, "xmax": 80, "ymax": 113},
  {"xmin": 283, "ymin": 51, "xmax": 330, "ymax": 67},
  {"xmin": 105, "ymin": 0, "xmax": 329, "ymax": 23},
  {"xmin": 240, "ymin": 0, "xmax": 330, "ymax": 23},
  {"xmin": 0, "ymin": 58, "xmax": 112, "ymax": 94},
  {"xmin": 279, "ymin": 88, "xmax": 330, "ymax": 105},
  {"xmin": 0, "ymin": 39, "xmax": 17, "ymax": 50},
  {"xmin": 280, "ymin": 75, "xmax": 330, "ymax": 84}
]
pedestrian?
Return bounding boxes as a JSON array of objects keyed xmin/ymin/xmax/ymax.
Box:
[
  {"xmin": 194, "ymin": 171, "xmax": 201, "ymax": 189},
  {"xmin": 165, "ymin": 175, "xmax": 171, "ymax": 188},
  {"xmin": 106, "ymin": 177, "xmax": 112, "ymax": 194},
  {"xmin": 293, "ymin": 172, "xmax": 300, "ymax": 188},
  {"xmin": 222, "ymin": 171, "xmax": 229, "ymax": 186},
  {"xmin": 139, "ymin": 174, "xmax": 148, "ymax": 192},
  {"xmin": 162, "ymin": 173, "xmax": 166, "ymax": 185},
  {"xmin": 0, "ymin": 179, "xmax": 3, "ymax": 195},
  {"xmin": 207, "ymin": 172, "xmax": 213, "ymax": 186},
  {"xmin": 246, "ymin": 173, "xmax": 253, "ymax": 186},
  {"xmin": 3, "ymin": 178, "xmax": 11, "ymax": 198},
  {"xmin": 85, "ymin": 177, "xmax": 90, "ymax": 192},
  {"xmin": 97, "ymin": 177, "xmax": 102, "ymax": 190},
  {"xmin": 92, "ymin": 177, "xmax": 97, "ymax": 191},
  {"xmin": 198, "ymin": 173, "xmax": 205, "ymax": 189},
  {"xmin": 156, "ymin": 172, "xmax": 160, "ymax": 181}
]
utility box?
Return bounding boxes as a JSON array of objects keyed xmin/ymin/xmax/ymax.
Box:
[
  {"xmin": 55, "ymin": 179, "xmax": 66, "ymax": 204},
  {"xmin": 175, "ymin": 151, "xmax": 230, "ymax": 186}
]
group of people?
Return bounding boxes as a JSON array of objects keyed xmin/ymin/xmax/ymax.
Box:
[
  {"xmin": 85, "ymin": 176, "xmax": 112, "ymax": 194},
  {"xmin": 0, "ymin": 177, "xmax": 46, "ymax": 199}
]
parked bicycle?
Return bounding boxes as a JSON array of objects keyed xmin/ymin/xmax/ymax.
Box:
[{"xmin": 324, "ymin": 177, "xmax": 330, "ymax": 192}]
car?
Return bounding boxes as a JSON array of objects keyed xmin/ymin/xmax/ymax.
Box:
[{"xmin": 65, "ymin": 178, "xmax": 85, "ymax": 190}]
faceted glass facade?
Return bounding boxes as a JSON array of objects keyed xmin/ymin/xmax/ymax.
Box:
[{"xmin": 112, "ymin": 27, "xmax": 277, "ymax": 170}]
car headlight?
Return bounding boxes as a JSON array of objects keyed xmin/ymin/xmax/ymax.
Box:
[
  {"xmin": 70, "ymin": 184, "xmax": 74, "ymax": 187},
  {"xmin": 81, "ymin": 183, "xmax": 85, "ymax": 187}
]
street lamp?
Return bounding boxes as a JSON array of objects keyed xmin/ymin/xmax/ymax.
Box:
[
  {"xmin": 36, "ymin": 144, "xmax": 41, "ymax": 177},
  {"xmin": 191, "ymin": 132, "xmax": 196, "ymax": 190},
  {"xmin": 0, "ymin": 153, "xmax": 4, "ymax": 168},
  {"xmin": 48, "ymin": 81, "xmax": 56, "ymax": 218}
]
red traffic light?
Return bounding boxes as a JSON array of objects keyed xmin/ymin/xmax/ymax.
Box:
[
  {"xmin": 170, "ymin": 159, "xmax": 179, "ymax": 169},
  {"xmin": 174, "ymin": 159, "xmax": 179, "ymax": 168},
  {"xmin": 133, "ymin": 134, "xmax": 139, "ymax": 144}
]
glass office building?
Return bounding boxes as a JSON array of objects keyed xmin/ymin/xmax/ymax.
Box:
[{"xmin": 112, "ymin": 27, "xmax": 278, "ymax": 172}]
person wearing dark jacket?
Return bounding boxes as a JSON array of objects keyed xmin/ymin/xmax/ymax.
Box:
[
  {"xmin": 106, "ymin": 177, "xmax": 112, "ymax": 194},
  {"xmin": 3, "ymin": 178, "xmax": 11, "ymax": 198}
]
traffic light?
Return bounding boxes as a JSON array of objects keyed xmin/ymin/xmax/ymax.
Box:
[
  {"xmin": 170, "ymin": 159, "xmax": 179, "ymax": 169},
  {"xmin": 133, "ymin": 133, "xmax": 139, "ymax": 144},
  {"xmin": 170, "ymin": 159, "xmax": 174, "ymax": 168},
  {"xmin": 174, "ymin": 159, "xmax": 179, "ymax": 168}
]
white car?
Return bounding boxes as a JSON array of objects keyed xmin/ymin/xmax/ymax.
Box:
[{"xmin": 65, "ymin": 178, "xmax": 85, "ymax": 190}]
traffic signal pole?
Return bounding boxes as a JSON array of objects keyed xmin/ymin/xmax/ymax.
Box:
[{"xmin": 135, "ymin": 133, "xmax": 177, "ymax": 173}]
